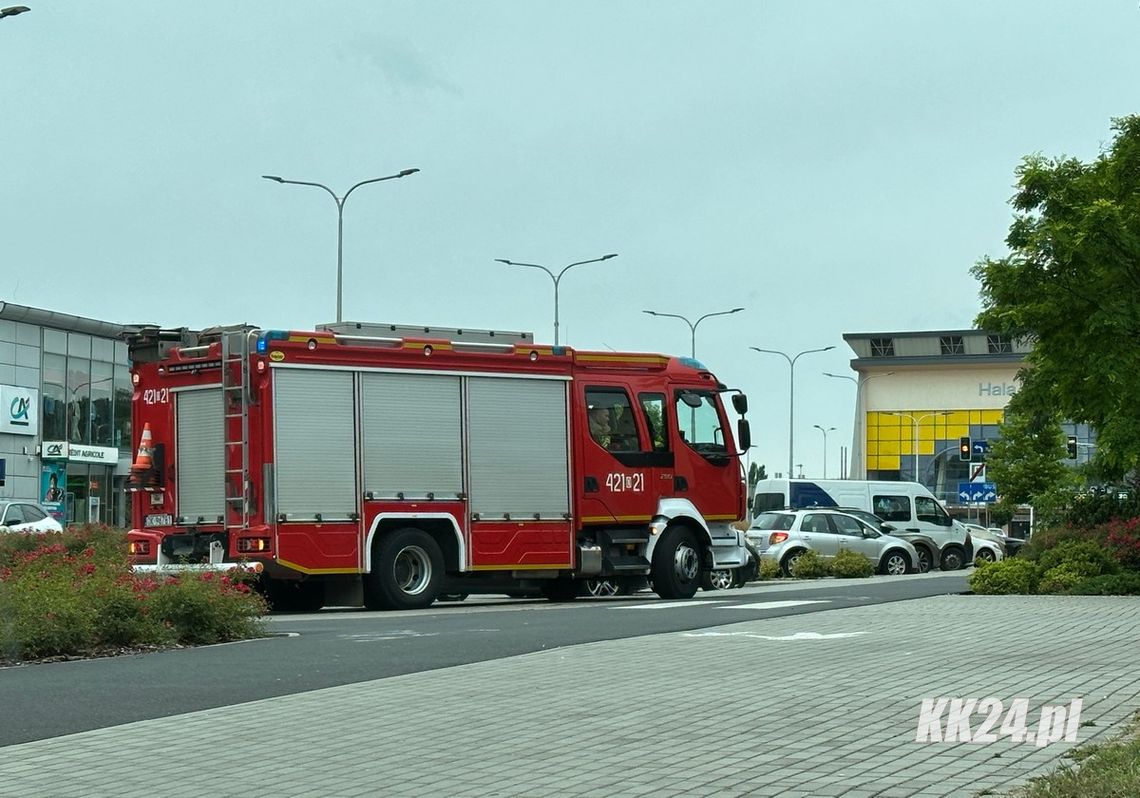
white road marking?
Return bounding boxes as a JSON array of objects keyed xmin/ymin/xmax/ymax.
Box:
[
  {"xmin": 338, "ymin": 630, "xmax": 441, "ymax": 642},
  {"xmin": 717, "ymin": 599, "xmax": 830, "ymax": 610},
  {"xmin": 683, "ymin": 631, "xmax": 867, "ymax": 641},
  {"xmin": 617, "ymin": 600, "xmax": 732, "ymax": 610}
]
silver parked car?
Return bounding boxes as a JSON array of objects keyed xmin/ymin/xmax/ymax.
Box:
[
  {"xmin": 836, "ymin": 506, "xmax": 944, "ymax": 573},
  {"xmin": 748, "ymin": 509, "xmax": 919, "ymax": 576}
]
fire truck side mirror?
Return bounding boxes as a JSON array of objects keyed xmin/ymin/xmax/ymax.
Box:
[
  {"xmin": 737, "ymin": 419, "xmax": 752, "ymax": 451},
  {"xmin": 732, "ymin": 393, "xmax": 748, "ymax": 415}
]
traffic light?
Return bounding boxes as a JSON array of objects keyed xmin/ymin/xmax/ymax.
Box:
[
  {"xmin": 959, "ymin": 436, "xmax": 972, "ymax": 461},
  {"xmin": 1067, "ymin": 436, "xmax": 1078, "ymax": 459}
]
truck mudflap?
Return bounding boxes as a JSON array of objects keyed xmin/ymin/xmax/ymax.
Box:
[{"xmin": 707, "ymin": 527, "xmax": 751, "ymax": 570}]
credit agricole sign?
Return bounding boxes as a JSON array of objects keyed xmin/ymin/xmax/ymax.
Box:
[{"xmin": 41, "ymin": 441, "xmax": 120, "ymax": 464}]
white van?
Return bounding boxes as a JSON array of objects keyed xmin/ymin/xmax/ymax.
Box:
[{"xmin": 750, "ymin": 479, "xmax": 973, "ymax": 571}]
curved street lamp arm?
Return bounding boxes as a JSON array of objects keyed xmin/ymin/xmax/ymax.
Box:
[
  {"xmin": 694, "ymin": 307, "xmax": 745, "ymax": 330},
  {"xmin": 790, "ymin": 345, "xmax": 836, "ymax": 366},
  {"xmin": 494, "ymin": 259, "xmax": 557, "ymax": 283},
  {"xmin": 556, "ymin": 253, "xmax": 618, "ymax": 282},
  {"xmin": 262, "ymin": 175, "xmax": 339, "ymax": 203},
  {"xmin": 749, "ymin": 346, "xmax": 792, "ymax": 366},
  {"xmin": 643, "ymin": 309, "xmax": 696, "ymax": 333},
  {"xmin": 343, "ymin": 168, "xmax": 420, "ymax": 203}
]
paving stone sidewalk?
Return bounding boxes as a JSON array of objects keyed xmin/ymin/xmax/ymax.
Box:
[{"xmin": 1, "ymin": 595, "xmax": 1137, "ymax": 798}]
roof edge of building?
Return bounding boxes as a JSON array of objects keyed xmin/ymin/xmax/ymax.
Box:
[{"xmin": 0, "ymin": 301, "xmax": 129, "ymax": 340}]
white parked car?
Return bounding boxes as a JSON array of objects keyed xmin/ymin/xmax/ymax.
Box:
[
  {"xmin": 748, "ymin": 509, "xmax": 919, "ymax": 576},
  {"xmin": 0, "ymin": 500, "xmax": 64, "ymax": 534},
  {"xmin": 962, "ymin": 523, "xmax": 1006, "ymax": 564}
]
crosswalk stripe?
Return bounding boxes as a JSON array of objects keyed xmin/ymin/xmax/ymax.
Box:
[
  {"xmin": 617, "ymin": 600, "xmax": 731, "ymax": 610},
  {"xmin": 717, "ymin": 599, "xmax": 830, "ymax": 610}
]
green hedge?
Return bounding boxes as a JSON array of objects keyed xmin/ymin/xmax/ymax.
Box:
[
  {"xmin": 789, "ymin": 549, "xmax": 830, "ymax": 578},
  {"xmin": 0, "ymin": 526, "xmax": 267, "ymax": 662},
  {"xmin": 830, "ymin": 549, "xmax": 875, "ymax": 578},
  {"xmin": 758, "ymin": 558, "xmax": 781, "ymax": 580},
  {"xmin": 1067, "ymin": 573, "xmax": 1140, "ymax": 595},
  {"xmin": 971, "ymin": 532, "xmax": 1138, "ymax": 596},
  {"xmin": 969, "ymin": 558, "xmax": 1040, "ymax": 595}
]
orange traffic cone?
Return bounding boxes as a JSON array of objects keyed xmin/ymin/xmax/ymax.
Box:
[{"xmin": 128, "ymin": 423, "xmax": 156, "ymax": 489}]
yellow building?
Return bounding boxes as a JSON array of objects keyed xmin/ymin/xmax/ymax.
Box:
[{"xmin": 842, "ymin": 330, "xmax": 1028, "ymax": 506}]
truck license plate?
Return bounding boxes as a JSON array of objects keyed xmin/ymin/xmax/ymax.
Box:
[{"xmin": 144, "ymin": 514, "xmax": 173, "ymax": 527}]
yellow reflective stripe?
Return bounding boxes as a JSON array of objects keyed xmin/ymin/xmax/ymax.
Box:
[
  {"xmin": 581, "ymin": 515, "xmax": 652, "ymax": 523},
  {"xmin": 468, "ymin": 563, "xmax": 571, "ymax": 571},
  {"xmin": 276, "ymin": 558, "xmax": 359, "ymax": 575}
]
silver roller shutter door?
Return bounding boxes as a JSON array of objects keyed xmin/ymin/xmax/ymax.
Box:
[
  {"xmin": 176, "ymin": 388, "xmax": 223, "ymax": 522},
  {"xmin": 361, "ymin": 372, "xmax": 463, "ymax": 498},
  {"xmin": 467, "ymin": 376, "xmax": 569, "ymax": 518},
  {"xmin": 273, "ymin": 368, "xmax": 357, "ymax": 520}
]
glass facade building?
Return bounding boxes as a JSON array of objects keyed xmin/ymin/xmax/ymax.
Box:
[
  {"xmin": 841, "ymin": 329, "xmax": 1096, "ymax": 508},
  {"xmin": 0, "ymin": 302, "xmax": 130, "ymax": 527}
]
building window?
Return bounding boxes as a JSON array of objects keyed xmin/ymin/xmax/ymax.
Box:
[
  {"xmin": 41, "ymin": 353, "xmax": 68, "ymax": 440},
  {"xmin": 113, "ymin": 363, "xmax": 132, "ymax": 450},
  {"xmin": 939, "ymin": 336, "xmax": 964, "ymax": 355},
  {"xmin": 870, "ymin": 338, "xmax": 895, "ymax": 357},
  {"xmin": 90, "ymin": 360, "xmax": 115, "ymax": 447},
  {"xmin": 987, "ymin": 335, "xmax": 1012, "ymax": 354},
  {"xmin": 67, "ymin": 357, "xmax": 92, "ymax": 444}
]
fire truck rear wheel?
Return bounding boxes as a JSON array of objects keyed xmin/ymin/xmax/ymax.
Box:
[
  {"xmin": 651, "ymin": 525, "xmax": 701, "ymax": 600},
  {"xmin": 365, "ymin": 527, "xmax": 444, "ymax": 611}
]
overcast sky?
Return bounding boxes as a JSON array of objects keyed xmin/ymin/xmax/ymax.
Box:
[{"xmin": 3, "ymin": 1, "xmax": 1137, "ymax": 478}]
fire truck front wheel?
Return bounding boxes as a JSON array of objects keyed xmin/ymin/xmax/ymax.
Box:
[
  {"xmin": 364, "ymin": 527, "xmax": 444, "ymax": 610},
  {"xmin": 651, "ymin": 525, "xmax": 701, "ymax": 600}
]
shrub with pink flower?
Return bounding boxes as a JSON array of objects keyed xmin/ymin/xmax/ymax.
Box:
[{"xmin": 0, "ymin": 524, "xmax": 266, "ymax": 662}]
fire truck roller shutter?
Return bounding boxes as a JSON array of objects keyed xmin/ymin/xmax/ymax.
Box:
[
  {"xmin": 467, "ymin": 376, "xmax": 570, "ymax": 518},
  {"xmin": 360, "ymin": 373, "xmax": 463, "ymax": 498},
  {"xmin": 176, "ymin": 388, "xmax": 224, "ymax": 523},
  {"xmin": 273, "ymin": 369, "xmax": 357, "ymax": 520}
]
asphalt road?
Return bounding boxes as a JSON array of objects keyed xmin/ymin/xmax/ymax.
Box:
[{"xmin": 0, "ymin": 572, "xmax": 968, "ymax": 746}]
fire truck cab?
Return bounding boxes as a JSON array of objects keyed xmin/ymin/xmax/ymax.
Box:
[{"xmin": 125, "ymin": 322, "xmax": 752, "ymax": 611}]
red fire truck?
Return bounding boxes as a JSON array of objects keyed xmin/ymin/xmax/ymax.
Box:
[{"xmin": 125, "ymin": 322, "xmax": 752, "ymax": 611}]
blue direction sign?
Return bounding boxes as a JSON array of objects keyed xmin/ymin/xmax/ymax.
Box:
[
  {"xmin": 958, "ymin": 481, "xmax": 998, "ymax": 503},
  {"xmin": 972, "ymin": 439, "xmax": 990, "ymax": 455}
]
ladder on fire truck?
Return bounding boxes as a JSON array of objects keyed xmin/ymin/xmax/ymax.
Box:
[{"xmin": 220, "ymin": 326, "xmax": 255, "ymax": 530}]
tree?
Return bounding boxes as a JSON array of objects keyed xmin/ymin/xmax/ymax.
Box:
[
  {"xmin": 748, "ymin": 461, "xmax": 767, "ymax": 493},
  {"xmin": 985, "ymin": 389, "xmax": 1074, "ymax": 513},
  {"xmin": 972, "ymin": 115, "xmax": 1140, "ymax": 478}
]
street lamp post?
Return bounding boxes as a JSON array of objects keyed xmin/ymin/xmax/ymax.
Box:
[
  {"xmin": 823, "ymin": 371, "xmax": 894, "ymax": 479},
  {"xmin": 750, "ymin": 345, "xmax": 835, "ymax": 477},
  {"xmin": 641, "ymin": 307, "xmax": 745, "ymax": 358},
  {"xmin": 262, "ymin": 169, "xmax": 419, "ymax": 323},
  {"xmin": 888, "ymin": 411, "xmax": 949, "ymax": 483},
  {"xmin": 813, "ymin": 425, "xmax": 836, "ymax": 478},
  {"xmin": 0, "ymin": 6, "xmax": 31, "ymax": 19},
  {"xmin": 494, "ymin": 255, "xmax": 618, "ymax": 346}
]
